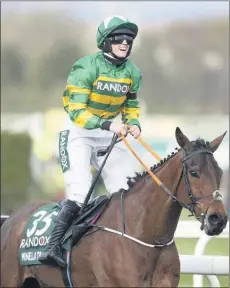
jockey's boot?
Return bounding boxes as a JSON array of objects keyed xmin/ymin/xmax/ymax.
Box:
[{"xmin": 38, "ymin": 199, "xmax": 80, "ymax": 267}]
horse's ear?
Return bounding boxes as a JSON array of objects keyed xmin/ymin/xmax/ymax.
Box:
[
  {"xmin": 209, "ymin": 131, "xmax": 227, "ymax": 153},
  {"xmin": 175, "ymin": 127, "xmax": 192, "ymax": 150}
]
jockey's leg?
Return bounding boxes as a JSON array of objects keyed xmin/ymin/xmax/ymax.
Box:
[
  {"xmin": 64, "ymin": 139, "xmax": 93, "ymax": 205},
  {"xmin": 38, "ymin": 199, "xmax": 80, "ymax": 267},
  {"xmin": 92, "ymin": 135, "xmax": 138, "ymax": 193},
  {"xmin": 39, "ymin": 133, "xmax": 93, "ymax": 267}
]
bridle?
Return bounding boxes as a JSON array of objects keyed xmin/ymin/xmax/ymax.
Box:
[
  {"xmin": 86, "ymin": 137, "xmax": 224, "ymax": 248},
  {"xmin": 171, "ymin": 148, "xmax": 223, "ymax": 226},
  {"xmin": 95, "ymin": 135, "xmax": 223, "ymax": 229}
]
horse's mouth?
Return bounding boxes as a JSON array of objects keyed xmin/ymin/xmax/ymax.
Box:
[
  {"xmin": 203, "ymin": 216, "xmax": 227, "ymax": 236},
  {"xmin": 204, "ymin": 224, "xmax": 224, "ymax": 236}
]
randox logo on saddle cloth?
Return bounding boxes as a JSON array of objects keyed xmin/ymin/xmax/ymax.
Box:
[
  {"xmin": 19, "ymin": 203, "xmax": 76, "ymax": 266},
  {"xmin": 19, "ymin": 203, "xmax": 59, "ymax": 265},
  {"xmin": 19, "ymin": 196, "xmax": 109, "ymax": 266}
]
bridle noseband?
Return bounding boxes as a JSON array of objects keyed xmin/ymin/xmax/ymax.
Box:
[{"xmin": 174, "ymin": 149, "xmax": 222, "ymax": 225}]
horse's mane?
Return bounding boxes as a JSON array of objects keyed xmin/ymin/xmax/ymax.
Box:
[{"xmin": 125, "ymin": 138, "xmax": 211, "ymax": 191}]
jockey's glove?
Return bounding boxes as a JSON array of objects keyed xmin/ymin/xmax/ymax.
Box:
[{"xmin": 102, "ymin": 121, "xmax": 128, "ymax": 136}]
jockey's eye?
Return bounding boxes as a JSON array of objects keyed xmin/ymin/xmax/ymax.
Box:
[{"xmin": 189, "ymin": 170, "xmax": 199, "ymax": 178}]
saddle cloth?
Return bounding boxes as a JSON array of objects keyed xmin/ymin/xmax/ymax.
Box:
[{"xmin": 19, "ymin": 195, "xmax": 110, "ymax": 265}]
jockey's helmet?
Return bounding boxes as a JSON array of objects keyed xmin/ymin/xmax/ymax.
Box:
[{"xmin": 96, "ymin": 15, "xmax": 138, "ymax": 53}]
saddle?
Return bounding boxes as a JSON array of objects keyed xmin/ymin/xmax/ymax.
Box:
[{"xmin": 61, "ymin": 195, "xmax": 110, "ymax": 251}]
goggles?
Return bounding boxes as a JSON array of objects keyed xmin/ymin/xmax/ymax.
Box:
[{"xmin": 108, "ymin": 34, "xmax": 134, "ymax": 45}]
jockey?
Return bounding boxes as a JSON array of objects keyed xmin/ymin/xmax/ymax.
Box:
[{"xmin": 39, "ymin": 15, "xmax": 142, "ymax": 267}]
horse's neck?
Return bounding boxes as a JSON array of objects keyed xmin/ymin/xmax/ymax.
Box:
[{"xmin": 125, "ymin": 153, "xmax": 183, "ymax": 244}]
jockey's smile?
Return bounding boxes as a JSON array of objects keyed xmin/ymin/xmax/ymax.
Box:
[
  {"xmin": 112, "ymin": 41, "xmax": 130, "ymax": 58},
  {"xmin": 108, "ymin": 34, "xmax": 134, "ymax": 59}
]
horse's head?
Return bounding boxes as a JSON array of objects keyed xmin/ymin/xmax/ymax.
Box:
[{"xmin": 175, "ymin": 127, "xmax": 228, "ymax": 236}]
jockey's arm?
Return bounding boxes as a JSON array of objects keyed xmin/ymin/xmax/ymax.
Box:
[
  {"xmin": 121, "ymin": 92, "xmax": 141, "ymax": 130},
  {"xmin": 121, "ymin": 69, "xmax": 142, "ymax": 131},
  {"xmin": 63, "ymin": 60, "xmax": 106, "ymax": 130}
]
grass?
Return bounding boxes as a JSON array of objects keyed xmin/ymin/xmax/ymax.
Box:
[{"xmin": 176, "ymin": 209, "xmax": 229, "ymax": 287}]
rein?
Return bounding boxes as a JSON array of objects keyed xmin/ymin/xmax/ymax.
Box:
[
  {"xmin": 82, "ymin": 133, "xmax": 222, "ymax": 249},
  {"xmin": 120, "ymin": 135, "xmax": 223, "ymax": 225},
  {"xmin": 79, "ymin": 133, "xmax": 119, "ymax": 215}
]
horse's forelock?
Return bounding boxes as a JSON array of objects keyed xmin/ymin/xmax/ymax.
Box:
[{"xmin": 191, "ymin": 138, "xmax": 211, "ymax": 151}]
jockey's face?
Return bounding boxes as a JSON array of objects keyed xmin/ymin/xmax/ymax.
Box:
[
  {"xmin": 111, "ymin": 40, "xmax": 130, "ymax": 58},
  {"xmin": 109, "ymin": 34, "xmax": 133, "ymax": 58}
]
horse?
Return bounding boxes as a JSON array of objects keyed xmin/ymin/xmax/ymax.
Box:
[{"xmin": 1, "ymin": 127, "xmax": 228, "ymax": 287}]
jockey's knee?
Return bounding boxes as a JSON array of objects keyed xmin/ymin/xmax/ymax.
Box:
[
  {"xmin": 65, "ymin": 183, "xmax": 91, "ymax": 204},
  {"xmin": 63, "ymin": 167, "xmax": 92, "ymax": 200},
  {"xmin": 103, "ymin": 173, "xmax": 134, "ymax": 194}
]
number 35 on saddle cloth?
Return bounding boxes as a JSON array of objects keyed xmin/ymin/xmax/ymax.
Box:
[{"xmin": 19, "ymin": 195, "xmax": 110, "ymax": 266}]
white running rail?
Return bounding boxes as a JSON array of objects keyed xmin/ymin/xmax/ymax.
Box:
[{"xmin": 175, "ymin": 221, "xmax": 229, "ymax": 288}]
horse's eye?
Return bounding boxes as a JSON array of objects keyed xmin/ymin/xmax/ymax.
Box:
[{"xmin": 190, "ymin": 171, "xmax": 199, "ymax": 178}]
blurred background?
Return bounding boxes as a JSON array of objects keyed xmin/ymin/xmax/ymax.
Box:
[{"xmin": 1, "ymin": 1, "xmax": 229, "ymax": 286}]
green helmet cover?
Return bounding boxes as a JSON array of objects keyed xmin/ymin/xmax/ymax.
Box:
[{"xmin": 96, "ymin": 15, "xmax": 138, "ymax": 49}]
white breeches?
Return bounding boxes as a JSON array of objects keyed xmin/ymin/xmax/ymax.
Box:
[{"xmin": 59, "ymin": 116, "xmax": 138, "ymax": 204}]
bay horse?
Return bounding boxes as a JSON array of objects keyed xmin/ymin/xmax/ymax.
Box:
[{"xmin": 1, "ymin": 127, "xmax": 228, "ymax": 287}]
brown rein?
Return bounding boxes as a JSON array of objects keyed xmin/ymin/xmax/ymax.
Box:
[
  {"xmin": 120, "ymin": 135, "xmax": 222, "ymax": 223},
  {"xmin": 121, "ymin": 135, "xmax": 186, "ymax": 205}
]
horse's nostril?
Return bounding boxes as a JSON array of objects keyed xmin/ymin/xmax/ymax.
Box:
[{"xmin": 208, "ymin": 213, "xmax": 219, "ymax": 225}]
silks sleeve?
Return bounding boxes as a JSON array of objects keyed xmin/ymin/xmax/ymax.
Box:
[
  {"xmin": 121, "ymin": 68, "xmax": 142, "ymax": 129},
  {"xmin": 63, "ymin": 58, "xmax": 105, "ymax": 129}
]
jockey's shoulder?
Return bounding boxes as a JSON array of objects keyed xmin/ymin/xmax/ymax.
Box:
[
  {"xmin": 125, "ymin": 60, "xmax": 142, "ymax": 79},
  {"xmin": 70, "ymin": 52, "xmax": 142, "ymax": 80}
]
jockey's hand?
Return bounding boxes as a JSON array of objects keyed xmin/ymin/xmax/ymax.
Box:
[
  {"xmin": 128, "ymin": 125, "xmax": 141, "ymax": 139},
  {"xmin": 109, "ymin": 122, "xmax": 128, "ymax": 136}
]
